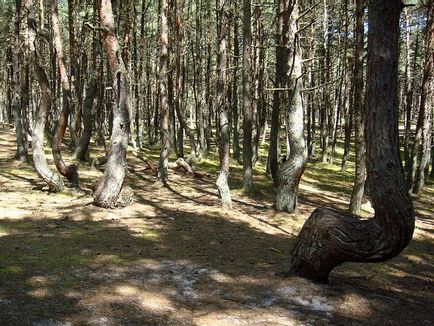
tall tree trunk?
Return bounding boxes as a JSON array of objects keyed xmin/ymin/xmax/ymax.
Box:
[
  {"xmin": 157, "ymin": 0, "xmax": 170, "ymax": 183},
  {"xmin": 50, "ymin": 0, "xmax": 79, "ymax": 188},
  {"xmin": 216, "ymin": 0, "xmax": 232, "ymax": 209},
  {"xmin": 243, "ymin": 0, "xmax": 253, "ymax": 193},
  {"xmin": 275, "ymin": 0, "xmax": 308, "ymax": 213},
  {"xmin": 286, "ymin": 0, "xmax": 415, "ymax": 284},
  {"xmin": 349, "ymin": 0, "xmax": 366, "ymax": 215},
  {"xmin": 93, "ymin": 0, "xmax": 133, "ymax": 208},
  {"xmin": 24, "ymin": 0, "xmax": 64, "ymax": 192},
  {"xmin": 410, "ymin": 0, "xmax": 433, "ymax": 194},
  {"xmin": 232, "ymin": 4, "xmax": 241, "ymax": 162},
  {"xmin": 14, "ymin": 0, "xmax": 29, "ymax": 162},
  {"xmin": 268, "ymin": 0, "xmax": 290, "ymax": 186}
]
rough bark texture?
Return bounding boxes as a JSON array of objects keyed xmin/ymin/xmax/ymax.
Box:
[
  {"xmin": 268, "ymin": 0, "xmax": 290, "ymax": 186},
  {"xmin": 157, "ymin": 0, "xmax": 170, "ymax": 183},
  {"xmin": 24, "ymin": 0, "xmax": 64, "ymax": 192},
  {"xmin": 216, "ymin": 0, "xmax": 232, "ymax": 209},
  {"xmin": 275, "ymin": 1, "xmax": 308, "ymax": 213},
  {"xmin": 349, "ymin": 0, "xmax": 366, "ymax": 215},
  {"xmin": 243, "ymin": 0, "xmax": 253, "ymax": 193},
  {"xmin": 287, "ymin": 0, "xmax": 415, "ymax": 283},
  {"xmin": 50, "ymin": 0, "xmax": 79, "ymax": 188},
  {"xmin": 93, "ymin": 0, "xmax": 133, "ymax": 208}
]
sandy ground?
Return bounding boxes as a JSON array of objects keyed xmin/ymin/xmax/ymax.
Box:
[{"xmin": 0, "ymin": 129, "xmax": 433, "ymax": 326}]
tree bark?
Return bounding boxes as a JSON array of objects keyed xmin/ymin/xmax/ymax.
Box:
[
  {"xmin": 50, "ymin": 0, "xmax": 80, "ymax": 188},
  {"xmin": 93, "ymin": 0, "xmax": 133, "ymax": 208},
  {"xmin": 216, "ymin": 0, "xmax": 232, "ymax": 209},
  {"xmin": 24, "ymin": 0, "xmax": 64, "ymax": 192},
  {"xmin": 349, "ymin": 0, "xmax": 366, "ymax": 215},
  {"xmin": 287, "ymin": 0, "xmax": 415, "ymax": 284},
  {"xmin": 275, "ymin": 0, "xmax": 308, "ymax": 213},
  {"xmin": 157, "ymin": 0, "xmax": 171, "ymax": 183},
  {"xmin": 243, "ymin": 0, "xmax": 253, "ymax": 193}
]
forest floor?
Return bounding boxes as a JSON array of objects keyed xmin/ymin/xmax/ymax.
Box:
[{"xmin": 0, "ymin": 128, "xmax": 433, "ymax": 326}]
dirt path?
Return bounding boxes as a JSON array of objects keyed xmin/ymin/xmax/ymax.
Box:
[{"xmin": 0, "ymin": 130, "xmax": 433, "ymax": 326}]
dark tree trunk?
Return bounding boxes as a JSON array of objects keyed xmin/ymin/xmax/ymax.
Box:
[
  {"xmin": 268, "ymin": 0, "xmax": 290, "ymax": 186},
  {"xmin": 93, "ymin": 0, "xmax": 133, "ymax": 208},
  {"xmin": 14, "ymin": 0, "xmax": 29, "ymax": 162},
  {"xmin": 73, "ymin": 79, "xmax": 97, "ymax": 161},
  {"xmin": 50, "ymin": 0, "xmax": 79, "ymax": 188},
  {"xmin": 216, "ymin": 0, "xmax": 232, "ymax": 209},
  {"xmin": 24, "ymin": 0, "xmax": 64, "ymax": 192},
  {"xmin": 275, "ymin": 1, "xmax": 308, "ymax": 213},
  {"xmin": 243, "ymin": 0, "xmax": 253, "ymax": 193},
  {"xmin": 232, "ymin": 4, "xmax": 240, "ymax": 163},
  {"xmin": 349, "ymin": 0, "xmax": 366, "ymax": 215},
  {"xmin": 287, "ymin": 0, "xmax": 415, "ymax": 284}
]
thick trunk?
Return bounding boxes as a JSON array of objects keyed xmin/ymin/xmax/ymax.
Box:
[
  {"xmin": 216, "ymin": 0, "xmax": 232, "ymax": 209},
  {"xmin": 243, "ymin": 0, "xmax": 253, "ymax": 193},
  {"xmin": 275, "ymin": 1, "xmax": 307, "ymax": 213},
  {"xmin": 93, "ymin": 0, "xmax": 133, "ymax": 208},
  {"xmin": 24, "ymin": 0, "xmax": 64, "ymax": 192},
  {"xmin": 287, "ymin": 0, "xmax": 415, "ymax": 284},
  {"xmin": 50, "ymin": 0, "xmax": 79, "ymax": 188},
  {"xmin": 268, "ymin": 0, "xmax": 290, "ymax": 186},
  {"xmin": 349, "ymin": 0, "xmax": 366, "ymax": 215}
]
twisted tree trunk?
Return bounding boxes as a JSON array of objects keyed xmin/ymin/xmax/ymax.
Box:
[
  {"xmin": 287, "ymin": 0, "xmax": 415, "ymax": 283},
  {"xmin": 93, "ymin": 0, "xmax": 133, "ymax": 208},
  {"xmin": 50, "ymin": 0, "xmax": 79, "ymax": 188},
  {"xmin": 24, "ymin": 0, "xmax": 64, "ymax": 192},
  {"xmin": 275, "ymin": 0, "xmax": 308, "ymax": 213}
]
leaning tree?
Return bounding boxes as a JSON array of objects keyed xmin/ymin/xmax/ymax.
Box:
[
  {"xmin": 93, "ymin": 0, "xmax": 133, "ymax": 208},
  {"xmin": 286, "ymin": 0, "xmax": 415, "ymax": 283}
]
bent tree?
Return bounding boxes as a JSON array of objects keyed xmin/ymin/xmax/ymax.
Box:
[
  {"xmin": 50, "ymin": 0, "xmax": 79, "ymax": 188},
  {"xmin": 287, "ymin": 0, "xmax": 415, "ymax": 283},
  {"xmin": 24, "ymin": 0, "xmax": 64, "ymax": 192},
  {"xmin": 93, "ymin": 0, "xmax": 133, "ymax": 208},
  {"xmin": 275, "ymin": 0, "xmax": 308, "ymax": 213}
]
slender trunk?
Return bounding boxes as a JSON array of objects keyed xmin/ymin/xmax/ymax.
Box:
[
  {"xmin": 50, "ymin": 0, "xmax": 79, "ymax": 187},
  {"xmin": 243, "ymin": 0, "xmax": 253, "ymax": 193},
  {"xmin": 349, "ymin": 0, "xmax": 366, "ymax": 215},
  {"xmin": 216, "ymin": 0, "xmax": 232, "ymax": 209},
  {"xmin": 410, "ymin": 0, "xmax": 433, "ymax": 194},
  {"xmin": 158, "ymin": 0, "xmax": 170, "ymax": 183},
  {"xmin": 24, "ymin": 0, "xmax": 64, "ymax": 192}
]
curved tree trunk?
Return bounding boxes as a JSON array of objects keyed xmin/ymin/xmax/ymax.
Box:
[
  {"xmin": 287, "ymin": 0, "xmax": 415, "ymax": 283},
  {"xmin": 216, "ymin": 0, "xmax": 232, "ymax": 209},
  {"xmin": 24, "ymin": 0, "xmax": 64, "ymax": 192},
  {"xmin": 275, "ymin": 1, "xmax": 308, "ymax": 213},
  {"xmin": 93, "ymin": 0, "xmax": 133, "ymax": 208},
  {"xmin": 50, "ymin": 0, "xmax": 79, "ymax": 188}
]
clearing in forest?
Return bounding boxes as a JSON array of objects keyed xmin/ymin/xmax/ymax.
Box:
[{"xmin": 0, "ymin": 129, "xmax": 433, "ymax": 325}]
